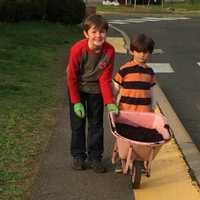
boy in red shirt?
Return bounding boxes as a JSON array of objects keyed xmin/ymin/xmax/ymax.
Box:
[{"xmin": 67, "ymin": 14, "xmax": 118, "ymax": 173}]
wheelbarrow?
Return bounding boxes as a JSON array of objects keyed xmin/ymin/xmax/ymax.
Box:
[{"xmin": 109, "ymin": 110, "xmax": 171, "ymax": 189}]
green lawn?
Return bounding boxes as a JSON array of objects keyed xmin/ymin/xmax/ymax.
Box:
[{"xmin": 0, "ymin": 21, "xmax": 82, "ymax": 200}]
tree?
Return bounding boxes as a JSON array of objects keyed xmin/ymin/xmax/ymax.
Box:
[{"xmin": 46, "ymin": 0, "xmax": 85, "ymax": 25}]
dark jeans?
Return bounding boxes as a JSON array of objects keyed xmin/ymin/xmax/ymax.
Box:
[{"xmin": 69, "ymin": 92, "xmax": 104, "ymax": 161}]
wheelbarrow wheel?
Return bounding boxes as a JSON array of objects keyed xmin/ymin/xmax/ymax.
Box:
[{"xmin": 131, "ymin": 160, "xmax": 142, "ymax": 189}]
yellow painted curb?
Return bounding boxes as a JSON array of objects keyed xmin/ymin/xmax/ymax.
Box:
[
  {"xmin": 135, "ymin": 139, "xmax": 200, "ymax": 200},
  {"xmin": 106, "ymin": 37, "xmax": 127, "ymax": 54},
  {"xmin": 135, "ymin": 107, "xmax": 200, "ymax": 199}
]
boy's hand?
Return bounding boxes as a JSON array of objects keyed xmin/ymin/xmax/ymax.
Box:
[
  {"xmin": 74, "ymin": 103, "xmax": 85, "ymax": 118},
  {"xmin": 107, "ymin": 104, "xmax": 119, "ymax": 114}
]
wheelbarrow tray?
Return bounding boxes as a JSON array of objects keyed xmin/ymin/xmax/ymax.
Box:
[{"xmin": 109, "ymin": 110, "xmax": 171, "ymax": 188}]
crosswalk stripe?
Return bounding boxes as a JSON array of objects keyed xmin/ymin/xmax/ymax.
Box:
[
  {"xmin": 125, "ymin": 19, "xmax": 147, "ymax": 23},
  {"xmin": 109, "ymin": 17, "xmax": 190, "ymax": 25},
  {"xmin": 142, "ymin": 17, "xmax": 162, "ymax": 22},
  {"xmin": 144, "ymin": 17, "xmax": 189, "ymax": 21},
  {"xmin": 148, "ymin": 63, "xmax": 174, "ymax": 73},
  {"xmin": 153, "ymin": 49, "xmax": 164, "ymax": 54},
  {"xmin": 109, "ymin": 20, "xmax": 128, "ymax": 24}
]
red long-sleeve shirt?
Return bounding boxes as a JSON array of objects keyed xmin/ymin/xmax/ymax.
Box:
[{"xmin": 67, "ymin": 39, "xmax": 115, "ymax": 104}]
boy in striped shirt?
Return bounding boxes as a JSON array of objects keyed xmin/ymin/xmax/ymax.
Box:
[
  {"xmin": 113, "ymin": 33, "xmax": 156, "ymax": 112},
  {"xmin": 113, "ymin": 33, "xmax": 156, "ymax": 172}
]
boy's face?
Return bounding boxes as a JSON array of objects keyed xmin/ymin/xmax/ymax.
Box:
[
  {"xmin": 84, "ymin": 25, "xmax": 107, "ymax": 51},
  {"xmin": 132, "ymin": 50, "xmax": 151, "ymax": 64}
]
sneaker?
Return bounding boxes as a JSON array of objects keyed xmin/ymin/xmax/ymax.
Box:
[
  {"xmin": 72, "ymin": 158, "xmax": 86, "ymax": 170},
  {"xmin": 88, "ymin": 160, "xmax": 107, "ymax": 173},
  {"xmin": 115, "ymin": 160, "xmax": 122, "ymax": 173}
]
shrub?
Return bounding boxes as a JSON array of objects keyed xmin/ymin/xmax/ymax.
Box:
[
  {"xmin": 0, "ymin": 0, "xmax": 46, "ymax": 22},
  {"xmin": 46, "ymin": 0, "xmax": 85, "ymax": 25},
  {"xmin": 0, "ymin": 0, "xmax": 18, "ymax": 22},
  {"xmin": 0, "ymin": 0, "xmax": 85, "ymax": 24}
]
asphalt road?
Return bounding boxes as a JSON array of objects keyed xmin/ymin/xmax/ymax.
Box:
[{"xmin": 106, "ymin": 15, "xmax": 200, "ymax": 151}]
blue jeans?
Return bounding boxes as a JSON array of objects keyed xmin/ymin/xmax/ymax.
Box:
[{"xmin": 69, "ymin": 92, "xmax": 104, "ymax": 161}]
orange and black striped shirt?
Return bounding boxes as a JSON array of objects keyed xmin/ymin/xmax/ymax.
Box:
[{"xmin": 113, "ymin": 61, "xmax": 156, "ymax": 112}]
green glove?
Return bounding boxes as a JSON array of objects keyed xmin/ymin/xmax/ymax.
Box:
[
  {"xmin": 107, "ymin": 103, "xmax": 119, "ymax": 114},
  {"xmin": 74, "ymin": 103, "xmax": 85, "ymax": 118}
]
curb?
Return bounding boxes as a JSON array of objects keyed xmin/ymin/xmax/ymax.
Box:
[
  {"xmin": 110, "ymin": 24, "xmax": 200, "ymax": 187},
  {"xmin": 154, "ymin": 85, "xmax": 200, "ymax": 187}
]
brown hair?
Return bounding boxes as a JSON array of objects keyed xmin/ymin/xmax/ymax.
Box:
[
  {"xmin": 130, "ymin": 33, "xmax": 155, "ymax": 54},
  {"xmin": 83, "ymin": 14, "xmax": 108, "ymax": 32}
]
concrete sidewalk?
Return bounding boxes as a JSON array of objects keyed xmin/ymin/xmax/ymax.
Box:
[
  {"xmin": 107, "ymin": 27, "xmax": 200, "ymax": 199},
  {"xmin": 31, "ymin": 102, "xmax": 133, "ymax": 200}
]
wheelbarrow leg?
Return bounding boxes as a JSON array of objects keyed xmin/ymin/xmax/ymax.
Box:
[
  {"xmin": 112, "ymin": 141, "xmax": 119, "ymax": 164},
  {"xmin": 144, "ymin": 161, "xmax": 151, "ymax": 177}
]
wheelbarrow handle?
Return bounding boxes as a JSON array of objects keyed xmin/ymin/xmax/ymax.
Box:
[{"xmin": 108, "ymin": 112, "xmax": 117, "ymax": 132}]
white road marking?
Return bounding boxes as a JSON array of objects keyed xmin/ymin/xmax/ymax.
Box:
[
  {"xmin": 142, "ymin": 17, "xmax": 162, "ymax": 22},
  {"xmin": 148, "ymin": 63, "xmax": 174, "ymax": 73},
  {"xmin": 108, "ymin": 17, "xmax": 190, "ymax": 25},
  {"xmin": 197, "ymin": 62, "xmax": 200, "ymax": 66},
  {"xmin": 125, "ymin": 18, "xmax": 147, "ymax": 23},
  {"xmin": 144, "ymin": 17, "xmax": 190, "ymax": 21},
  {"xmin": 109, "ymin": 20, "xmax": 128, "ymax": 24},
  {"xmin": 153, "ymin": 49, "xmax": 164, "ymax": 54}
]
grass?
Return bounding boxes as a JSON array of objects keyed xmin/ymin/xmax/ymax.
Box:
[
  {"xmin": 97, "ymin": 2, "xmax": 200, "ymax": 15},
  {"xmin": 0, "ymin": 21, "xmax": 82, "ymax": 200}
]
